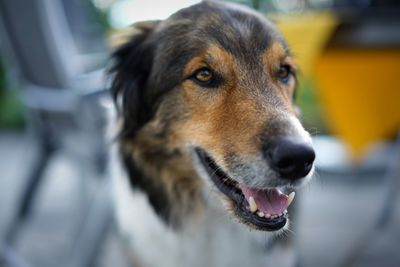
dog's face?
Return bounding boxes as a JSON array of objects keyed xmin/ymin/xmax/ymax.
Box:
[{"xmin": 112, "ymin": 1, "xmax": 315, "ymax": 231}]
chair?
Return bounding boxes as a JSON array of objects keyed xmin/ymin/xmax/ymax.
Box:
[{"xmin": 0, "ymin": 0, "xmax": 113, "ymax": 266}]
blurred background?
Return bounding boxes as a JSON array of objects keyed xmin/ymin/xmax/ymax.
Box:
[{"xmin": 0, "ymin": 0, "xmax": 399, "ymax": 267}]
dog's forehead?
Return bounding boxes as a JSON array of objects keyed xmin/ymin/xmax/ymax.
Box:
[
  {"xmin": 148, "ymin": 2, "xmax": 291, "ymax": 92},
  {"xmin": 157, "ymin": 2, "xmax": 288, "ymax": 60}
]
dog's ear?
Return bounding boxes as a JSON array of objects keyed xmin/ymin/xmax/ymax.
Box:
[{"xmin": 110, "ymin": 20, "xmax": 161, "ymax": 138}]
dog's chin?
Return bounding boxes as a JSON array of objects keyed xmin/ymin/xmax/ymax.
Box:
[{"xmin": 195, "ymin": 148, "xmax": 300, "ymax": 232}]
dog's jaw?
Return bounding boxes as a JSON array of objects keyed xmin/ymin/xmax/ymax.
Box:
[{"xmin": 191, "ymin": 145, "xmax": 313, "ymax": 232}]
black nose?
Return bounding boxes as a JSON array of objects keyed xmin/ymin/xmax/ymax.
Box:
[{"xmin": 264, "ymin": 139, "xmax": 315, "ymax": 180}]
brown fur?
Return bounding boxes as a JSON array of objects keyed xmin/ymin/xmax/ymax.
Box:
[
  {"xmin": 176, "ymin": 42, "xmax": 297, "ymax": 169},
  {"xmin": 111, "ymin": 1, "xmax": 299, "ymax": 227}
]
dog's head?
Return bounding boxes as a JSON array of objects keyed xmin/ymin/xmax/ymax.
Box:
[{"xmin": 111, "ymin": 1, "xmax": 315, "ymax": 231}]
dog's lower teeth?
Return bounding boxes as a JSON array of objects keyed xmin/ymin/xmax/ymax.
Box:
[{"xmin": 246, "ymin": 197, "xmax": 288, "ymax": 220}]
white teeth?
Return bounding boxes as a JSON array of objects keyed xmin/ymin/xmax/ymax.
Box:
[
  {"xmin": 247, "ymin": 194, "xmax": 291, "ymax": 219},
  {"xmin": 287, "ymin": 192, "xmax": 295, "ymax": 207},
  {"xmin": 249, "ymin": 197, "xmax": 257, "ymax": 213}
]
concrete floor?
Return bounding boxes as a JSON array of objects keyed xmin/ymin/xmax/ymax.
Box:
[{"xmin": 0, "ymin": 131, "xmax": 399, "ymax": 267}]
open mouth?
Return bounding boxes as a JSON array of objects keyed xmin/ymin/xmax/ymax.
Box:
[{"xmin": 195, "ymin": 148, "xmax": 295, "ymax": 231}]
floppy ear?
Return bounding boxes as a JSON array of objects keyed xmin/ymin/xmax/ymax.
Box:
[{"xmin": 110, "ymin": 20, "xmax": 161, "ymax": 138}]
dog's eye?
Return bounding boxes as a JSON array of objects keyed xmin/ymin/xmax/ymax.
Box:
[
  {"xmin": 277, "ymin": 65, "xmax": 292, "ymax": 83},
  {"xmin": 189, "ymin": 67, "xmax": 222, "ymax": 88},
  {"xmin": 193, "ymin": 68, "xmax": 214, "ymax": 84}
]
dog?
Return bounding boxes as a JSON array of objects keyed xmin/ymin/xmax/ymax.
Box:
[{"xmin": 109, "ymin": 1, "xmax": 315, "ymax": 267}]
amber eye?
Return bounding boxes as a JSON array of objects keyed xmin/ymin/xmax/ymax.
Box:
[
  {"xmin": 277, "ymin": 65, "xmax": 292, "ymax": 83},
  {"xmin": 193, "ymin": 68, "xmax": 214, "ymax": 84},
  {"xmin": 190, "ymin": 67, "xmax": 222, "ymax": 88}
]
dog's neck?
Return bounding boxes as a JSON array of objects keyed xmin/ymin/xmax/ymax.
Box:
[{"xmin": 119, "ymin": 121, "xmax": 203, "ymax": 228}]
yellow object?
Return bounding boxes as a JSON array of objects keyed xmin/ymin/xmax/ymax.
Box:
[
  {"xmin": 274, "ymin": 12, "xmax": 338, "ymax": 76},
  {"xmin": 314, "ymin": 49, "xmax": 400, "ymax": 156},
  {"xmin": 274, "ymin": 12, "xmax": 400, "ymax": 156}
]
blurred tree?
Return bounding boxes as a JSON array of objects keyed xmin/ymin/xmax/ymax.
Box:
[
  {"xmin": 0, "ymin": 59, "xmax": 25, "ymax": 129},
  {"xmin": 252, "ymin": 0, "xmax": 260, "ymax": 9}
]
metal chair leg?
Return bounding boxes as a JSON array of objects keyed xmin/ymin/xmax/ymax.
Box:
[
  {"xmin": 66, "ymin": 178, "xmax": 113, "ymax": 267},
  {"xmin": 0, "ymin": 242, "xmax": 31, "ymax": 267},
  {"xmin": 338, "ymin": 132, "xmax": 400, "ymax": 267},
  {"xmin": 5, "ymin": 135, "xmax": 56, "ymax": 245},
  {"xmin": 376, "ymin": 132, "xmax": 400, "ymax": 228}
]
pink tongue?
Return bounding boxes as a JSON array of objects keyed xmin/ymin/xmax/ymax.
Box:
[{"xmin": 239, "ymin": 185, "xmax": 289, "ymax": 215}]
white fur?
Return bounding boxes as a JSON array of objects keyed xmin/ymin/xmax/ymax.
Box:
[
  {"xmin": 110, "ymin": 144, "xmax": 296, "ymax": 267},
  {"xmin": 288, "ymin": 115, "xmax": 313, "ymax": 145}
]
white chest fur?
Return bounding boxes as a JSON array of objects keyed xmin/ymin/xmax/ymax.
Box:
[{"xmin": 111, "ymin": 149, "xmax": 294, "ymax": 267}]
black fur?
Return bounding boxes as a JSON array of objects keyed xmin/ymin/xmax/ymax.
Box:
[
  {"xmin": 110, "ymin": 1, "xmax": 289, "ymax": 226},
  {"xmin": 110, "ymin": 2, "xmax": 283, "ymax": 140},
  {"xmin": 110, "ymin": 21, "xmax": 160, "ymax": 139},
  {"xmin": 121, "ymin": 152, "xmax": 173, "ymax": 223}
]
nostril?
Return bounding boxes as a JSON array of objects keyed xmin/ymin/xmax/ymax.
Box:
[
  {"xmin": 265, "ymin": 138, "xmax": 315, "ymax": 180},
  {"xmin": 304, "ymin": 156, "xmax": 315, "ymax": 168},
  {"xmin": 302, "ymin": 159, "xmax": 314, "ymax": 175},
  {"xmin": 304, "ymin": 161, "xmax": 312, "ymax": 170},
  {"xmin": 273, "ymin": 156, "xmax": 295, "ymax": 172}
]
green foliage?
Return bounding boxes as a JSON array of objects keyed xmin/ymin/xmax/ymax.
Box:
[
  {"xmin": 296, "ymin": 79, "xmax": 328, "ymax": 135},
  {"xmin": 0, "ymin": 60, "xmax": 25, "ymax": 129},
  {"xmin": 87, "ymin": 0, "xmax": 111, "ymax": 31}
]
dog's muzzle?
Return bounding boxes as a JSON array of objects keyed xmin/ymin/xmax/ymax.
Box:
[{"xmin": 194, "ymin": 139, "xmax": 315, "ymax": 232}]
